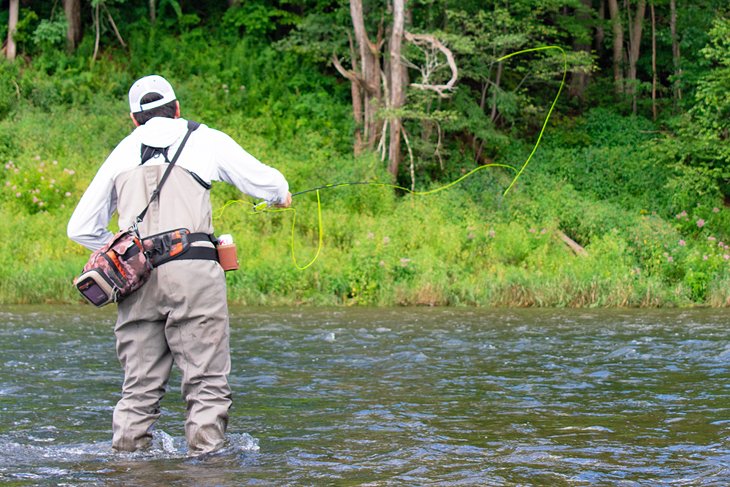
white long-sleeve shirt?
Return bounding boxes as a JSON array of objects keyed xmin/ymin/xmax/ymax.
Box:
[{"xmin": 68, "ymin": 117, "xmax": 289, "ymax": 251}]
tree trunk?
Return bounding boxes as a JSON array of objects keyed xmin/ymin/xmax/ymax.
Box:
[
  {"xmin": 149, "ymin": 0, "xmax": 156, "ymax": 23},
  {"xmin": 569, "ymin": 0, "xmax": 594, "ymax": 101},
  {"xmin": 347, "ymin": 35, "xmax": 364, "ymax": 155},
  {"xmin": 337, "ymin": 0, "xmax": 456, "ymax": 175},
  {"xmin": 607, "ymin": 0, "xmax": 624, "ymax": 94},
  {"xmin": 387, "ymin": 0, "xmax": 406, "ymax": 177},
  {"xmin": 63, "ymin": 0, "xmax": 82, "ymax": 50},
  {"xmin": 670, "ymin": 0, "xmax": 682, "ymax": 103},
  {"xmin": 650, "ymin": 2, "xmax": 657, "ymax": 120},
  {"xmin": 595, "ymin": 0, "xmax": 606, "ymax": 54},
  {"xmin": 334, "ymin": 0, "xmax": 387, "ymax": 157},
  {"xmin": 350, "ymin": 0, "xmax": 383, "ymax": 151},
  {"xmin": 626, "ymin": 0, "xmax": 646, "ymax": 113},
  {"xmin": 6, "ymin": 0, "xmax": 18, "ymax": 61}
]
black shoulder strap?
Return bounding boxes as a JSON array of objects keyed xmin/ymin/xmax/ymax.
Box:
[{"xmin": 135, "ymin": 120, "xmax": 200, "ymax": 225}]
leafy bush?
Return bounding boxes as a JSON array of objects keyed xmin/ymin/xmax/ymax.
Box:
[{"xmin": 536, "ymin": 109, "xmax": 673, "ymax": 213}]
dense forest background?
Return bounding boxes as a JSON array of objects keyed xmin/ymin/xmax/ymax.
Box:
[{"xmin": 0, "ymin": 0, "xmax": 728, "ymax": 307}]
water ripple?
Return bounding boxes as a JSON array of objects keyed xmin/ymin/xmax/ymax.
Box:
[{"xmin": 0, "ymin": 307, "xmax": 728, "ymax": 485}]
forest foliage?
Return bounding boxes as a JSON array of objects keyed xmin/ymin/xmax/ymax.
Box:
[{"xmin": 0, "ymin": 0, "xmax": 728, "ymax": 307}]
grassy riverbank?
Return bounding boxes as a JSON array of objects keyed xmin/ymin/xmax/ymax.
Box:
[
  {"xmin": 0, "ymin": 31, "xmax": 728, "ymax": 307},
  {"xmin": 1, "ymin": 101, "xmax": 729, "ymax": 307}
]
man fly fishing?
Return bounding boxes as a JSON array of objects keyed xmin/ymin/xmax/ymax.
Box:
[{"xmin": 68, "ymin": 75, "xmax": 291, "ymax": 455}]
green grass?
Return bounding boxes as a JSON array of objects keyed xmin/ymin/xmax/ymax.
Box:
[
  {"xmin": 2, "ymin": 105, "xmax": 727, "ymax": 307},
  {"xmin": 0, "ymin": 39, "xmax": 728, "ymax": 307}
]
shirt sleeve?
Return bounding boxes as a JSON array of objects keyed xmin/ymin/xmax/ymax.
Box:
[
  {"xmin": 209, "ymin": 129, "xmax": 289, "ymax": 204},
  {"xmin": 67, "ymin": 153, "xmax": 121, "ymax": 252}
]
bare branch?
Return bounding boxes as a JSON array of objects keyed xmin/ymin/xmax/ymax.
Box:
[
  {"xmin": 92, "ymin": 3, "xmax": 100, "ymax": 62},
  {"xmin": 103, "ymin": 3, "xmax": 127, "ymax": 48},
  {"xmin": 375, "ymin": 16, "xmax": 385, "ymax": 53},
  {"xmin": 435, "ymin": 122, "xmax": 444, "ymax": 170},
  {"xmin": 332, "ymin": 54, "xmax": 360, "ymax": 84},
  {"xmin": 378, "ymin": 119, "xmax": 389, "ymax": 161},
  {"xmin": 404, "ymin": 31, "xmax": 458, "ymax": 98},
  {"xmin": 400, "ymin": 56, "xmax": 420, "ymax": 72}
]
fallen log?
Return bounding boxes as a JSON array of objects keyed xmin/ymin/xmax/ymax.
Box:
[{"xmin": 555, "ymin": 230, "xmax": 587, "ymax": 256}]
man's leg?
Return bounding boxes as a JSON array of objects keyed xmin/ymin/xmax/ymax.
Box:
[
  {"xmin": 112, "ymin": 273, "xmax": 172, "ymax": 452},
  {"xmin": 163, "ymin": 260, "xmax": 232, "ymax": 456}
]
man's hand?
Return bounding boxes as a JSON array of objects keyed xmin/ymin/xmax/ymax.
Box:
[{"xmin": 274, "ymin": 192, "xmax": 292, "ymax": 208}]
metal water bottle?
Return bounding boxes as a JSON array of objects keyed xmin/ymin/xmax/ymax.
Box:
[{"xmin": 217, "ymin": 234, "xmax": 239, "ymax": 272}]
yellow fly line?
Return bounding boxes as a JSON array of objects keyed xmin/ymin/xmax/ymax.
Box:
[{"xmin": 215, "ymin": 45, "xmax": 568, "ymax": 270}]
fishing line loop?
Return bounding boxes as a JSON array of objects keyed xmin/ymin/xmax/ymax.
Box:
[{"xmin": 216, "ymin": 45, "xmax": 567, "ymax": 269}]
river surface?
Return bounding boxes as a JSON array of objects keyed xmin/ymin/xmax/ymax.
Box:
[{"xmin": 0, "ymin": 306, "xmax": 728, "ymax": 486}]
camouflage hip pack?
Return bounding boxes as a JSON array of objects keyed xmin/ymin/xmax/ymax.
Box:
[{"xmin": 74, "ymin": 229, "xmax": 152, "ymax": 306}]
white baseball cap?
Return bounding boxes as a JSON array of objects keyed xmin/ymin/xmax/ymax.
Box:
[{"xmin": 128, "ymin": 75, "xmax": 177, "ymax": 113}]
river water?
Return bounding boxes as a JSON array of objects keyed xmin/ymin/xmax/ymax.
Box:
[{"xmin": 0, "ymin": 306, "xmax": 728, "ymax": 486}]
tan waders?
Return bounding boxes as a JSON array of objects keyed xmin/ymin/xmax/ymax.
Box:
[
  {"xmin": 111, "ymin": 162, "xmax": 230, "ymax": 456},
  {"xmin": 68, "ymin": 111, "xmax": 290, "ymax": 458}
]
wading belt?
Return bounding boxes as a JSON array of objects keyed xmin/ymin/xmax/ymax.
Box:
[
  {"xmin": 122, "ymin": 229, "xmax": 219, "ymax": 267},
  {"xmin": 175, "ymin": 232, "xmax": 218, "ymax": 262}
]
